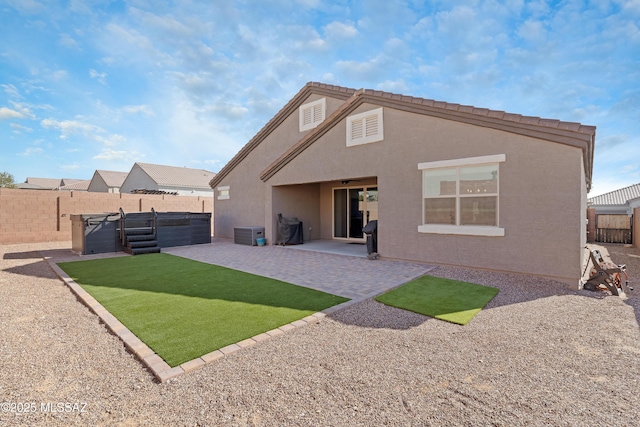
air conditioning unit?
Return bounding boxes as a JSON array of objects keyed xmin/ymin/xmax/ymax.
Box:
[{"xmin": 234, "ymin": 226, "xmax": 265, "ymax": 246}]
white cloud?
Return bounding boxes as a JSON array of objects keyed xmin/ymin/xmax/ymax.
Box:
[
  {"xmin": 51, "ymin": 70, "xmax": 68, "ymax": 81},
  {"xmin": 93, "ymin": 149, "xmax": 142, "ymax": 161},
  {"xmin": 2, "ymin": 84, "xmax": 21, "ymax": 98},
  {"xmin": 40, "ymin": 118, "xmax": 125, "ymax": 149},
  {"xmin": 41, "ymin": 118, "xmax": 102, "ymax": 139},
  {"xmin": 377, "ymin": 79, "xmax": 409, "ymax": 93},
  {"xmin": 10, "ymin": 123, "xmax": 32, "ymax": 132},
  {"xmin": 336, "ymin": 54, "xmax": 398, "ymax": 82},
  {"xmin": 0, "ymin": 107, "xmax": 25, "ymax": 120},
  {"xmin": 517, "ymin": 19, "xmax": 547, "ymax": 42},
  {"xmin": 130, "ymin": 8, "xmax": 194, "ymax": 38},
  {"xmin": 89, "ymin": 69, "xmax": 108, "ymax": 85},
  {"xmin": 60, "ymin": 163, "xmax": 80, "ymax": 171},
  {"xmin": 59, "ymin": 34, "xmax": 80, "ymax": 50},
  {"xmin": 622, "ymin": 0, "xmax": 640, "ymax": 14},
  {"xmin": 18, "ymin": 147, "xmax": 44, "ymax": 156},
  {"xmin": 205, "ymin": 103, "xmax": 249, "ymax": 121},
  {"xmin": 122, "ymin": 105, "xmax": 155, "ymax": 116},
  {"xmin": 295, "ymin": 0, "xmax": 321, "ymax": 7},
  {"xmin": 434, "ymin": 6, "xmax": 477, "ymax": 38},
  {"xmin": 103, "ymin": 23, "xmax": 173, "ymax": 66},
  {"xmin": 3, "ymin": 0, "xmax": 46, "ymax": 14},
  {"xmin": 324, "ymin": 21, "xmax": 358, "ymax": 39},
  {"xmin": 283, "ymin": 25, "xmax": 327, "ymax": 52},
  {"xmin": 93, "ymin": 133, "xmax": 126, "ymax": 147}
]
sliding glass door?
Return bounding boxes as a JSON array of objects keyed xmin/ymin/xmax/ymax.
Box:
[{"xmin": 333, "ymin": 187, "xmax": 378, "ymax": 240}]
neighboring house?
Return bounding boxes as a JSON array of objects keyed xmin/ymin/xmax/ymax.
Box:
[
  {"xmin": 60, "ymin": 178, "xmax": 85, "ymax": 187},
  {"xmin": 19, "ymin": 177, "xmax": 63, "ymax": 190},
  {"xmin": 587, "ymin": 183, "xmax": 639, "ymax": 244},
  {"xmin": 17, "ymin": 177, "xmax": 88, "ymax": 190},
  {"xmin": 120, "ymin": 162, "xmax": 216, "ymax": 197},
  {"xmin": 59, "ymin": 180, "xmax": 90, "ymax": 191},
  {"xmin": 87, "ymin": 170, "xmax": 128, "ymax": 193},
  {"xmin": 210, "ymin": 82, "xmax": 595, "ymax": 287},
  {"xmin": 587, "ymin": 183, "xmax": 640, "ymax": 215}
]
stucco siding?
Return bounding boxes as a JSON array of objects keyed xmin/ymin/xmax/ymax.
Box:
[
  {"xmin": 120, "ymin": 165, "xmax": 157, "ymax": 194},
  {"xmin": 214, "ymin": 93, "xmax": 348, "ymax": 239},
  {"xmin": 318, "ymin": 178, "xmax": 378, "ymax": 240},
  {"xmin": 88, "ymin": 176, "xmax": 109, "ymax": 193},
  {"xmin": 266, "ymin": 104, "xmax": 586, "ymax": 285},
  {"xmin": 271, "ymin": 184, "xmax": 321, "ymax": 243}
]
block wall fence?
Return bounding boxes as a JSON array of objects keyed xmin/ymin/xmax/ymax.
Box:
[{"xmin": 0, "ymin": 188, "xmax": 213, "ymax": 245}]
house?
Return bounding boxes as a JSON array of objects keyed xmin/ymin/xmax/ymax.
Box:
[
  {"xmin": 87, "ymin": 170, "xmax": 128, "ymax": 193},
  {"xmin": 18, "ymin": 177, "xmax": 65, "ymax": 190},
  {"xmin": 120, "ymin": 162, "xmax": 216, "ymax": 197},
  {"xmin": 17, "ymin": 177, "xmax": 88, "ymax": 190},
  {"xmin": 209, "ymin": 82, "xmax": 595, "ymax": 287},
  {"xmin": 587, "ymin": 183, "xmax": 639, "ymax": 244},
  {"xmin": 59, "ymin": 180, "xmax": 90, "ymax": 191},
  {"xmin": 588, "ymin": 183, "xmax": 640, "ymax": 215}
]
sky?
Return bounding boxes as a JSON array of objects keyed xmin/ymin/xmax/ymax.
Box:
[{"xmin": 0, "ymin": 0, "xmax": 638, "ymax": 197}]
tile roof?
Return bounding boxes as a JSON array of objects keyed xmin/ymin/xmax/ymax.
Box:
[
  {"xmin": 211, "ymin": 82, "xmax": 596, "ymax": 190},
  {"xmin": 356, "ymin": 86, "xmax": 595, "ymax": 135},
  {"xmin": 135, "ymin": 162, "xmax": 216, "ymax": 189},
  {"xmin": 25, "ymin": 177, "xmax": 63, "ymax": 189},
  {"xmin": 94, "ymin": 170, "xmax": 128, "ymax": 187},
  {"xmin": 59, "ymin": 180, "xmax": 90, "ymax": 191},
  {"xmin": 15, "ymin": 182, "xmax": 48, "ymax": 190},
  {"xmin": 588, "ymin": 183, "xmax": 640, "ymax": 206},
  {"xmin": 60, "ymin": 178, "xmax": 85, "ymax": 186}
]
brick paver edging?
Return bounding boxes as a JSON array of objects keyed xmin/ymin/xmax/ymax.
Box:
[{"xmin": 45, "ymin": 257, "xmax": 355, "ymax": 383}]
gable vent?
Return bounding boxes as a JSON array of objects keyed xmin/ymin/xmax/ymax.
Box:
[
  {"xmin": 299, "ymin": 98, "xmax": 326, "ymax": 131},
  {"xmin": 347, "ymin": 107, "xmax": 384, "ymax": 147}
]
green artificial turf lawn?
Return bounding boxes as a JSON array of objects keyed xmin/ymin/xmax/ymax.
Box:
[
  {"xmin": 375, "ymin": 275, "xmax": 499, "ymax": 325},
  {"xmin": 58, "ymin": 253, "xmax": 348, "ymax": 367}
]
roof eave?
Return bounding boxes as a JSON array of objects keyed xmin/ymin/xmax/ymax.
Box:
[
  {"xmin": 260, "ymin": 91, "xmax": 596, "ymax": 187},
  {"xmin": 209, "ymin": 82, "xmax": 356, "ymax": 188}
]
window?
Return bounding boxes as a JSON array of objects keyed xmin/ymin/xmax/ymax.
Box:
[
  {"xmin": 299, "ymin": 98, "xmax": 326, "ymax": 131},
  {"xmin": 217, "ymin": 186, "xmax": 230, "ymax": 200},
  {"xmin": 346, "ymin": 107, "xmax": 383, "ymax": 146},
  {"xmin": 418, "ymin": 154, "xmax": 506, "ymax": 236}
]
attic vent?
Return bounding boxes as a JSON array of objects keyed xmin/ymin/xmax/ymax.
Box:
[
  {"xmin": 347, "ymin": 107, "xmax": 384, "ymax": 147},
  {"xmin": 299, "ymin": 98, "xmax": 326, "ymax": 131}
]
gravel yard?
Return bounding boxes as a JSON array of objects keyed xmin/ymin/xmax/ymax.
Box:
[{"xmin": 1, "ymin": 241, "xmax": 639, "ymax": 426}]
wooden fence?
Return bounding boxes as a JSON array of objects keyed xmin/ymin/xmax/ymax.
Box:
[{"xmin": 595, "ymin": 214, "xmax": 632, "ymax": 244}]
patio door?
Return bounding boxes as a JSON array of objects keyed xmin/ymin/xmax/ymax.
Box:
[{"xmin": 333, "ymin": 187, "xmax": 378, "ymax": 241}]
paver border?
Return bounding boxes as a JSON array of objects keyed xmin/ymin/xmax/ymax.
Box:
[{"xmin": 45, "ymin": 256, "xmax": 357, "ymax": 383}]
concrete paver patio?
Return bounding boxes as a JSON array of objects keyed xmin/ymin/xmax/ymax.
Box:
[{"xmin": 163, "ymin": 238, "xmax": 435, "ymax": 301}]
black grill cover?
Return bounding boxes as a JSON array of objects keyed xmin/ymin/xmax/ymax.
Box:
[
  {"xmin": 363, "ymin": 220, "xmax": 378, "ymax": 254},
  {"xmin": 278, "ymin": 213, "xmax": 304, "ymax": 245}
]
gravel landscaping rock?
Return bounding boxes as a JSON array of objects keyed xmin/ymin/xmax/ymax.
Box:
[{"xmin": 1, "ymin": 242, "xmax": 638, "ymax": 426}]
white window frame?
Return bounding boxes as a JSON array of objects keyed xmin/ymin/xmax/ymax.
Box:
[
  {"xmin": 299, "ymin": 98, "xmax": 326, "ymax": 131},
  {"xmin": 418, "ymin": 154, "xmax": 506, "ymax": 237},
  {"xmin": 346, "ymin": 107, "xmax": 384, "ymax": 147},
  {"xmin": 217, "ymin": 186, "xmax": 230, "ymax": 200}
]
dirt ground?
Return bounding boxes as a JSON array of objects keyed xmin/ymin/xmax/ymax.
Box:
[{"xmin": 1, "ymin": 241, "xmax": 639, "ymax": 426}]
